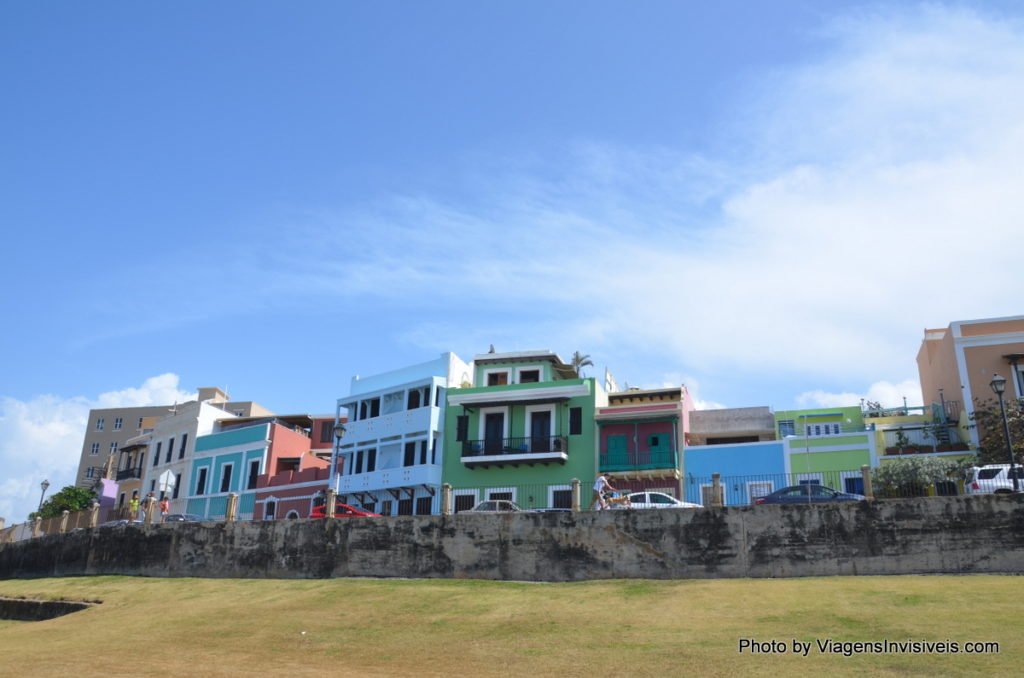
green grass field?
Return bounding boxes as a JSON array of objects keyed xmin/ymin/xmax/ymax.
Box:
[{"xmin": 0, "ymin": 575, "xmax": 1019, "ymax": 677}]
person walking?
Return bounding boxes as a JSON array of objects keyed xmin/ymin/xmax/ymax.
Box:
[
  {"xmin": 159, "ymin": 495, "xmax": 170, "ymax": 520},
  {"xmin": 128, "ymin": 492, "xmax": 140, "ymax": 520}
]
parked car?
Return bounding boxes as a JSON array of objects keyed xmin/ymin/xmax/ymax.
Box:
[
  {"xmin": 466, "ymin": 500, "xmax": 522, "ymax": 513},
  {"xmin": 755, "ymin": 484, "xmax": 864, "ymax": 504},
  {"xmin": 162, "ymin": 513, "xmax": 203, "ymax": 523},
  {"xmin": 611, "ymin": 491, "xmax": 702, "ymax": 509},
  {"xmin": 309, "ymin": 502, "xmax": 381, "ymax": 519},
  {"xmin": 964, "ymin": 464, "xmax": 1024, "ymax": 494}
]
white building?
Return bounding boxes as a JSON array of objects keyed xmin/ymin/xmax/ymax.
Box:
[{"xmin": 334, "ymin": 352, "xmax": 470, "ymax": 515}]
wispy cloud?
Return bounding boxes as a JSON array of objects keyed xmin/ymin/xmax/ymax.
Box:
[
  {"xmin": 62, "ymin": 5, "xmax": 1024, "ymax": 407},
  {"xmin": 797, "ymin": 378, "xmax": 925, "ymax": 409},
  {"xmin": 0, "ymin": 375, "xmax": 194, "ymax": 525}
]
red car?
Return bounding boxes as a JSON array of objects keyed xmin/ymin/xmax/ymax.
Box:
[{"xmin": 309, "ymin": 502, "xmax": 381, "ymax": 519}]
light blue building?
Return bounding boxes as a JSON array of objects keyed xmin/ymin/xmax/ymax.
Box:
[
  {"xmin": 187, "ymin": 423, "xmax": 270, "ymax": 520},
  {"xmin": 335, "ymin": 352, "xmax": 470, "ymax": 516},
  {"xmin": 682, "ymin": 440, "xmax": 786, "ymax": 505}
]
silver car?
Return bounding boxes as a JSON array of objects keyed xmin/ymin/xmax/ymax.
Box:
[{"xmin": 619, "ymin": 491, "xmax": 703, "ymax": 509}]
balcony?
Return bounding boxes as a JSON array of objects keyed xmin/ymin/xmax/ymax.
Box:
[
  {"xmin": 115, "ymin": 467, "xmax": 144, "ymax": 481},
  {"xmin": 461, "ymin": 436, "xmax": 568, "ymax": 467},
  {"xmin": 343, "ymin": 407, "xmax": 437, "ymax": 442},
  {"xmin": 337, "ymin": 463, "xmax": 442, "ymax": 493},
  {"xmin": 599, "ymin": 449, "xmax": 678, "ymax": 473}
]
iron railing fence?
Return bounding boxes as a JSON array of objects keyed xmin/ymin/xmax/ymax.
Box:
[
  {"xmin": 447, "ymin": 483, "xmax": 575, "ymax": 513},
  {"xmin": 461, "ymin": 436, "xmax": 568, "ymax": 457}
]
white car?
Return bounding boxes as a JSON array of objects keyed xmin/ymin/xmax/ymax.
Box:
[
  {"xmin": 618, "ymin": 491, "xmax": 703, "ymax": 509},
  {"xmin": 965, "ymin": 464, "xmax": 1024, "ymax": 494}
]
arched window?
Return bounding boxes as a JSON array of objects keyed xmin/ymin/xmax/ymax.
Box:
[{"xmin": 286, "ymin": 510, "xmax": 300, "ymax": 520}]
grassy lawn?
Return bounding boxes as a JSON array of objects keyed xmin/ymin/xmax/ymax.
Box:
[{"xmin": 0, "ymin": 575, "xmax": 1018, "ymax": 677}]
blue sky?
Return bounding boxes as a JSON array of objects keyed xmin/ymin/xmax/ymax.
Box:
[{"xmin": 2, "ymin": 1, "xmax": 1024, "ymax": 521}]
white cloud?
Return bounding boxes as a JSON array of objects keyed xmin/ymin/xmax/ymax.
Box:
[
  {"xmin": 245, "ymin": 4, "xmax": 1024, "ymax": 396},
  {"xmin": 797, "ymin": 378, "xmax": 924, "ymax": 409},
  {"xmin": 0, "ymin": 375, "xmax": 194, "ymax": 526}
]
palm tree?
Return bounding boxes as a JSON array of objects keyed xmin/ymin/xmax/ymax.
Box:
[{"xmin": 570, "ymin": 351, "xmax": 594, "ymax": 378}]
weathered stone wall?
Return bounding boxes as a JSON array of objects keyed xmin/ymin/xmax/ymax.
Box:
[{"xmin": 2, "ymin": 495, "xmax": 1023, "ymax": 581}]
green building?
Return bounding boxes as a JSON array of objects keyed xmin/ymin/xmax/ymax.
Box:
[
  {"xmin": 442, "ymin": 350, "xmax": 606, "ymax": 511},
  {"xmin": 774, "ymin": 405, "xmax": 876, "ymax": 494}
]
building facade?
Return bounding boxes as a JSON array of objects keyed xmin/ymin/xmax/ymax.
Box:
[
  {"xmin": 334, "ymin": 353, "xmax": 470, "ymax": 516},
  {"xmin": 917, "ymin": 315, "xmax": 1024, "ymax": 447},
  {"xmin": 75, "ymin": 405, "xmax": 174, "ymax": 488},
  {"xmin": 595, "ymin": 386, "xmax": 691, "ymax": 498},
  {"xmin": 443, "ymin": 350, "xmax": 606, "ymax": 512}
]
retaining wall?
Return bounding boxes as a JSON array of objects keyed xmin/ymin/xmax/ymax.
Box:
[{"xmin": 2, "ymin": 495, "xmax": 1023, "ymax": 581}]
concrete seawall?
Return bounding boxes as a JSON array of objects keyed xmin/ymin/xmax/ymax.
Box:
[{"xmin": 2, "ymin": 495, "xmax": 1023, "ymax": 581}]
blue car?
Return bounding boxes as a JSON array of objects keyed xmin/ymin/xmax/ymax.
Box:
[{"xmin": 755, "ymin": 484, "xmax": 864, "ymax": 505}]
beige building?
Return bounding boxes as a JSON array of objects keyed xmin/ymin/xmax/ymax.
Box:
[
  {"xmin": 75, "ymin": 387, "xmax": 274, "ymax": 493},
  {"xmin": 916, "ymin": 315, "xmax": 1024, "ymax": 447},
  {"xmin": 75, "ymin": 406, "xmax": 175, "ymax": 487},
  {"xmin": 686, "ymin": 406, "xmax": 776, "ymax": 446}
]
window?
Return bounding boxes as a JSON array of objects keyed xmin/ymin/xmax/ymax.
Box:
[
  {"xmin": 519, "ymin": 369, "xmax": 540, "ymax": 383},
  {"xmin": 359, "ymin": 401, "xmax": 368, "ymax": 420},
  {"xmin": 416, "ymin": 496, "xmax": 433, "ymax": 515},
  {"xmin": 150, "ymin": 480, "xmax": 155, "ymax": 492},
  {"xmin": 404, "ymin": 442, "xmax": 416, "ymax": 467},
  {"xmin": 220, "ymin": 464, "xmax": 233, "ymax": 493},
  {"xmin": 96, "ymin": 418, "xmax": 104, "ymax": 431},
  {"xmin": 265, "ymin": 501, "xmax": 276, "ymax": 520},
  {"xmin": 778, "ymin": 420, "xmax": 795, "ymax": 437},
  {"xmin": 248, "ymin": 460, "xmax": 260, "ymax": 489},
  {"xmin": 407, "ymin": 389, "xmax": 421, "ymax": 410},
  {"xmin": 398, "ymin": 498, "xmax": 414, "ymax": 515},
  {"xmin": 320, "ymin": 422, "xmax": 334, "ymax": 444},
  {"xmin": 487, "ymin": 371, "xmax": 509, "ymax": 386},
  {"xmin": 435, "ymin": 386, "xmax": 442, "ymax": 407},
  {"xmin": 362, "ymin": 501, "xmax": 376, "ymax": 514},
  {"xmin": 431, "ymin": 437, "xmax": 438, "ymax": 464},
  {"xmin": 154, "ymin": 442, "xmax": 162, "ymax": 466},
  {"xmin": 454, "ymin": 494, "xmax": 476, "ymax": 513},
  {"xmin": 114, "ymin": 417, "xmax": 123, "ymax": 430},
  {"xmin": 90, "ymin": 442, "xmax": 100, "ymax": 456},
  {"xmin": 109, "ymin": 441, "xmax": 118, "ymax": 454},
  {"xmin": 569, "ymin": 407, "xmax": 582, "ymax": 435},
  {"xmin": 196, "ymin": 468, "xmax": 208, "ymax": 495},
  {"xmin": 233, "ymin": 410, "xmax": 244, "ymax": 417},
  {"xmin": 456, "ymin": 415, "xmax": 469, "ymax": 442},
  {"xmin": 382, "ymin": 391, "xmax": 404, "ymax": 415},
  {"xmin": 366, "ymin": 448, "xmax": 376, "ymax": 473},
  {"xmin": 173, "ymin": 473, "xmax": 181, "ymax": 499},
  {"xmin": 748, "ymin": 481, "xmax": 773, "ymax": 503},
  {"xmin": 369, "ymin": 398, "xmax": 380, "ymax": 418},
  {"xmin": 137, "ymin": 417, "xmax": 144, "ymax": 429},
  {"xmin": 419, "ymin": 440, "xmax": 428, "ymax": 465},
  {"xmin": 166, "ymin": 438, "xmax": 174, "ymax": 463},
  {"xmin": 552, "ymin": 489, "xmax": 573, "ymax": 509},
  {"xmin": 179, "ymin": 433, "xmax": 188, "ymax": 459},
  {"xmin": 381, "ymin": 500, "xmax": 393, "ymax": 516},
  {"xmin": 355, "ymin": 451, "xmax": 364, "ymax": 474},
  {"xmin": 85, "ymin": 467, "xmax": 95, "ymax": 479}
]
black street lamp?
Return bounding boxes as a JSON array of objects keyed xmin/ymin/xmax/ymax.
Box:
[
  {"xmin": 38, "ymin": 479, "xmax": 50, "ymax": 510},
  {"xmin": 329, "ymin": 421, "xmax": 347, "ymax": 492},
  {"xmin": 990, "ymin": 374, "xmax": 1019, "ymax": 492}
]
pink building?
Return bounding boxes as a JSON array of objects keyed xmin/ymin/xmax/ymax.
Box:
[{"xmin": 595, "ymin": 386, "xmax": 692, "ymax": 497}]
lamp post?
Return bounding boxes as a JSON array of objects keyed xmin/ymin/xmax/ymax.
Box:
[
  {"xmin": 38, "ymin": 479, "xmax": 50, "ymax": 510},
  {"xmin": 330, "ymin": 421, "xmax": 347, "ymax": 493},
  {"xmin": 990, "ymin": 374, "xmax": 1019, "ymax": 492}
]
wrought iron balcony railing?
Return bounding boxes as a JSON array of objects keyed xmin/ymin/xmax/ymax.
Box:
[
  {"xmin": 599, "ymin": 449, "xmax": 678, "ymax": 472},
  {"xmin": 462, "ymin": 436, "xmax": 568, "ymax": 457},
  {"xmin": 116, "ymin": 467, "xmax": 144, "ymax": 481}
]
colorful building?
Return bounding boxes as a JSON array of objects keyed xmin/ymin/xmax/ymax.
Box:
[
  {"xmin": 595, "ymin": 386, "xmax": 691, "ymax": 498},
  {"xmin": 443, "ymin": 350, "xmax": 606, "ymax": 512},
  {"xmin": 775, "ymin": 406, "xmax": 876, "ymax": 494},
  {"xmin": 334, "ymin": 353, "xmax": 470, "ymax": 516},
  {"xmin": 917, "ymin": 315, "xmax": 1024, "ymax": 448},
  {"xmin": 682, "ymin": 440, "xmax": 786, "ymax": 505},
  {"xmin": 188, "ymin": 415, "xmax": 334, "ymax": 520}
]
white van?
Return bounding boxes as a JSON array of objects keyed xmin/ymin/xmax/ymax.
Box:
[{"xmin": 964, "ymin": 464, "xmax": 1024, "ymax": 494}]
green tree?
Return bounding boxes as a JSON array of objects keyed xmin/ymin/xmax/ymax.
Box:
[
  {"xmin": 570, "ymin": 351, "xmax": 594, "ymax": 378},
  {"xmin": 970, "ymin": 397, "xmax": 1024, "ymax": 465},
  {"xmin": 871, "ymin": 457, "xmax": 963, "ymax": 498},
  {"xmin": 30, "ymin": 485, "xmax": 97, "ymax": 520}
]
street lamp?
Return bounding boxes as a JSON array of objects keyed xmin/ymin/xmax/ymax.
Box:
[
  {"xmin": 989, "ymin": 374, "xmax": 1019, "ymax": 492},
  {"xmin": 38, "ymin": 479, "xmax": 50, "ymax": 510},
  {"xmin": 329, "ymin": 421, "xmax": 347, "ymax": 493}
]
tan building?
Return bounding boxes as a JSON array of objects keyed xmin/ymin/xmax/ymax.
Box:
[
  {"xmin": 75, "ymin": 406, "xmax": 175, "ymax": 488},
  {"xmin": 916, "ymin": 315, "xmax": 1024, "ymax": 447},
  {"xmin": 686, "ymin": 406, "xmax": 776, "ymax": 446}
]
